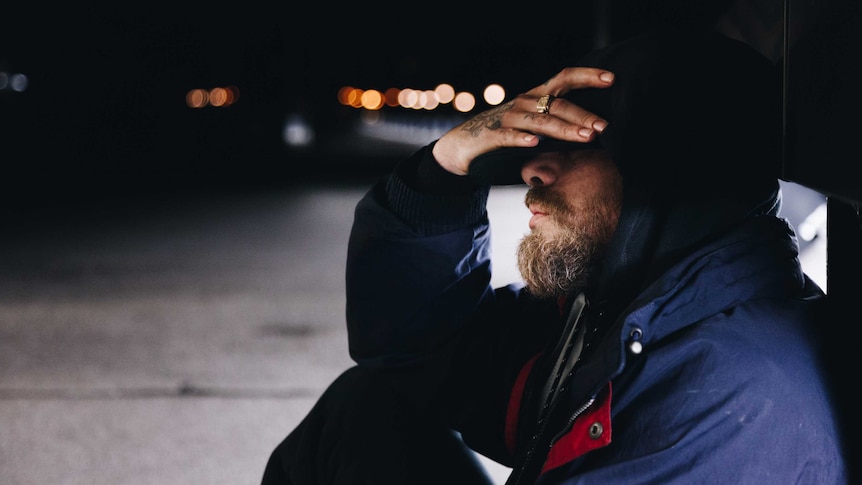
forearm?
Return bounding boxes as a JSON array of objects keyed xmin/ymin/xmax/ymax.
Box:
[{"xmin": 345, "ymin": 143, "xmax": 493, "ymax": 368}]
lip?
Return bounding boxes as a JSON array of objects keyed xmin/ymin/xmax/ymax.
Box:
[{"xmin": 528, "ymin": 206, "xmax": 548, "ymax": 230}]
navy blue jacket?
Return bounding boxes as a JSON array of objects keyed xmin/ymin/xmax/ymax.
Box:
[{"xmin": 345, "ymin": 145, "xmax": 848, "ymax": 484}]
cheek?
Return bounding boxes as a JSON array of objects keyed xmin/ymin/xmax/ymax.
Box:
[
  {"xmin": 556, "ymin": 194, "xmax": 616, "ymax": 241},
  {"xmin": 553, "ymin": 194, "xmax": 589, "ymax": 228}
]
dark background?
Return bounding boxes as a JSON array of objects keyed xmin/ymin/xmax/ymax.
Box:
[
  {"xmin": 0, "ymin": 1, "xmax": 756, "ymax": 209},
  {"xmin": 0, "ymin": 3, "xmax": 593, "ymax": 206},
  {"xmin": 1, "ymin": 0, "xmax": 859, "ymax": 206}
]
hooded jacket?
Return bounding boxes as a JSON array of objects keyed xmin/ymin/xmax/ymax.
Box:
[{"xmin": 344, "ymin": 31, "xmax": 847, "ymax": 484}]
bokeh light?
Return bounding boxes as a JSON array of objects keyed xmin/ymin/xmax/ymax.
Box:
[
  {"xmin": 453, "ymin": 92, "xmax": 476, "ymax": 112},
  {"xmin": 185, "ymin": 85, "xmax": 239, "ymax": 108},
  {"xmin": 338, "ymin": 81, "xmax": 508, "ymax": 114},
  {"xmin": 483, "ymin": 84, "xmax": 505, "ymax": 105},
  {"xmin": 435, "ymin": 83, "xmax": 455, "ymax": 104}
]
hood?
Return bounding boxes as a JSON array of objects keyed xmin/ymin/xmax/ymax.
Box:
[{"xmin": 587, "ymin": 31, "xmax": 783, "ymax": 318}]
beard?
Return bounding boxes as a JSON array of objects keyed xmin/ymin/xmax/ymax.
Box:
[{"xmin": 517, "ymin": 186, "xmax": 619, "ymax": 299}]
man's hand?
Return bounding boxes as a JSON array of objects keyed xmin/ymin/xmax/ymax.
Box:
[{"xmin": 432, "ymin": 67, "xmax": 615, "ymax": 176}]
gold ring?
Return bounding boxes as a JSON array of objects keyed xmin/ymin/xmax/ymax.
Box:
[{"xmin": 536, "ymin": 94, "xmax": 554, "ymax": 114}]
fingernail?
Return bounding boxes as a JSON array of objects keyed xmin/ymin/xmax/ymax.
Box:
[
  {"xmin": 525, "ymin": 134, "xmax": 536, "ymax": 143},
  {"xmin": 600, "ymin": 72, "xmax": 614, "ymax": 83},
  {"xmin": 578, "ymin": 128, "xmax": 593, "ymax": 137},
  {"xmin": 593, "ymin": 120, "xmax": 608, "ymax": 132}
]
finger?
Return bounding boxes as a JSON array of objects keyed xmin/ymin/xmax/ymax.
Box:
[
  {"xmin": 540, "ymin": 97, "xmax": 610, "ymax": 135},
  {"xmin": 506, "ymin": 94, "xmax": 603, "ymax": 142},
  {"xmin": 526, "ymin": 67, "xmax": 614, "ymax": 98},
  {"xmin": 524, "ymin": 67, "xmax": 614, "ymax": 134}
]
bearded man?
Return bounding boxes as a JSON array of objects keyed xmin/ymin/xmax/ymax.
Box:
[{"xmin": 262, "ymin": 30, "xmax": 847, "ymax": 485}]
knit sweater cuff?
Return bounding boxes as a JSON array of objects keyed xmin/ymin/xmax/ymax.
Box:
[{"xmin": 386, "ymin": 143, "xmax": 490, "ymax": 235}]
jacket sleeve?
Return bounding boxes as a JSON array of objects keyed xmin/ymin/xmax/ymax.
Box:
[{"xmin": 345, "ymin": 143, "xmax": 494, "ymax": 368}]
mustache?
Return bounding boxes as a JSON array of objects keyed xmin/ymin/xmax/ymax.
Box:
[{"xmin": 524, "ymin": 187, "xmax": 572, "ymax": 215}]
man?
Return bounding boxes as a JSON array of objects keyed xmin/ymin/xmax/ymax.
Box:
[{"xmin": 263, "ymin": 30, "xmax": 847, "ymax": 484}]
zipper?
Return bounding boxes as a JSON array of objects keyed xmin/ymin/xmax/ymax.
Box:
[
  {"xmin": 507, "ymin": 394, "xmax": 597, "ymax": 485},
  {"xmin": 550, "ymin": 396, "xmax": 596, "ymax": 445}
]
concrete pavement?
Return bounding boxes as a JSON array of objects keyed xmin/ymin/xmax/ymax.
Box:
[{"xmin": 0, "ymin": 181, "xmax": 525, "ymax": 484}]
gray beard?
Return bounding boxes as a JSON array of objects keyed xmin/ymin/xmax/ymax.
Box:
[
  {"xmin": 516, "ymin": 184, "xmax": 618, "ymax": 299},
  {"xmin": 516, "ymin": 224, "xmax": 604, "ymax": 299}
]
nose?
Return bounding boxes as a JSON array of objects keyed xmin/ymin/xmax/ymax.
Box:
[{"xmin": 520, "ymin": 157, "xmax": 559, "ymax": 187}]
